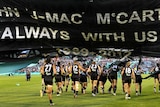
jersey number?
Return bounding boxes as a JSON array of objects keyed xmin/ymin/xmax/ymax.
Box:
[
  {"xmin": 125, "ymin": 68, "xmax": 131, "ymax": 76},
  {"xmin": 73, "ymin": 65, "xmax": 79, "ymax": 74},
  {"xmin": 91, "ymin": 65, "xmax": 97, "ymax": 72},
  {"xmin": 56, "ymin": 66, "xmax": 60, "ymax": 74},
  {"xmin": 45, "ymin": 64, "xmax": 52, "ymax": 76}
]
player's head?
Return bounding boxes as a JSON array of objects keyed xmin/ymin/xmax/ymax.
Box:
[
  {"xmin": 83, "ymin": 63, "xmax": 86, "ymax": 66},
  {"xmin": 68, "ymin": 62, "xmax": 71, "ymax": 65},
  {"xmin": 138, "ymin": 66, "xmax": 141, "ymax": 69},
  {"xmin": 46, "ymin": 55, "xmax": 51, "ymax": 63},
  {"xmin": 73, "ymin": 57, "xmax": 78, "ymax": 62},
  {"xmin": 92, "ymin": 61, "xmax": 96, "ymax": 64},
  {"xmin": 57, "ymin": 61, "xmax": 61, "ymax": 66},
  {"xmin": 125, "ymin": 60, "xmax": 131, "ymax": 67}
]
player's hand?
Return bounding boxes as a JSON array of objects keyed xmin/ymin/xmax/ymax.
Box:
[{"xmin": 85, "ymin": 68, "xmax": 88, "ymax": 71}]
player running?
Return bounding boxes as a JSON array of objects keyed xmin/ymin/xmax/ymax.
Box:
[
  {"xmin": 98, "ymin": 65, "xmax": 108, "ymax": 94},
  {"xmin": 121, "ymin": 60, "xmax": 135, "ymax": 100},
  {"xmin": 80, "ymin": 63, "xmax": 88, "ymax": 94},
  {"xmin": 68, "ymin": 57, "xmax": 86, "ymax": 98},
  {"xmin": 108, "ymin": 63, "xmax": 119, "ymax": 96},
  {"xmin": 87, "ymin": 61, "xmax": 102, "ymax": 96},
  {"xmin": 40, "ymin": 56, "xmax": 55, "ymax": 106},
  {"xmin": 134, "ymin": 65, "xmax": 143, "ymax": 96},
  {"xmin": 65, "ymin": 62, "xmax": 71, "ymax": 92},
  {"xmin": 53, "ymin": 61, "xmax": 65, "ymax": 96},
  {"xmin": 150, "ymin": 63, "xmax": 160, "ymax": 93},
  {"xmin": 61, "ymin": 64, "xmax": 66, "ymax": 89}
]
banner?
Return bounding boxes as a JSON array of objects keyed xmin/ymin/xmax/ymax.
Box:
[{"xmin": 0, "ymin": 0, "xmax": 160, "ymax": 57}]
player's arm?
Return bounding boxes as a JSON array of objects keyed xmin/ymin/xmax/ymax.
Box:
[
  {"xmin": 79, "ymin": 64, "xmax": 86, "ymax": 72},
  {"xmin": 87, "ymin": 66, "xmax": 91, "ymax": 73},
  {"xmin": 97, "ymin": 65, "xmax": 102, "ymax": 80},
  {"xmin": 68, "ymin": 65, "xmax": 72, "ymax": 74},
  {"xmin": 121, "ymin": 67, "xmax": 125, "ymax": 76},
  {"xmin": 53, "ymin": 64, "xmax": 56, "ymax": 75},
  {"xmin": 107, "ymin": 67, "xmax": 112, "ymax": 74},
  {"xmin": 40, "ymin": 65, "xmax": 44, "ymax": 75},
  {"xmin": 98, "ymin": 65, "xmax": 102, "ymax": 75},
  {"xmin": 150, "ymin": 66, "xmax": 155, "ymax": 73},
  {"xmin": 131, "ymin": 69, "xmax": 136, "ymax": 83},
  {"xmin": 61, "ymin": 66, "xmax": 65, "ymax": 75},
  {"xmin": 139, "ymin": 67, "xmax": 144, "ymax": 74},
  {"xmin": 65, "ymin": 66, "xmax": 69, "ymax": 74}
]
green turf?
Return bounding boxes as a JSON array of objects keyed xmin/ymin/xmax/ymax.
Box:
[{"xmin": 0, "ymin": 74, "xmax": 160, "ymax": 107}]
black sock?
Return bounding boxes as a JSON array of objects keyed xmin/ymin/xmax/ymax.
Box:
[
  {"xmin": 66, "ymin": 86, "xmax": 68, "ymax": 92},
  {"xmin": 50, "ymin": 100, "xmax": 52, "ymax": 103},
  {"xmin": 139, "ymin": 85, "xmax": 142, "ymax": 93},
  {"xmin": 128, "ymin": 94, "xmax": 131, "ymax": 97},
  {"xmin": 94, "ymin": 86, "xmax": 97, "ymax": 94},
  {"xmin": 113, "ymin": 85, "xmax": 117, "ymax": 93},
  {"xmin": 108, "ymin": 85, "xmax": 112, "ymax": 91},
  {"xmin": 76, "ymin": 91, "xmax": 78, "ymax": 95},
  {"xmin": 81, "ymin": 88, "xmax": 83, "ymax": 93}
]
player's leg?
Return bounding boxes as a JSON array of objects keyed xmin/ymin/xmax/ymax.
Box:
[
  {"xmin": 121, "ymin": 77, "xmax": 125, "ymax": 94},
  {"xmin": 107, "ymin": 76, "xmax": 112, "ymax": 93},
  {"xmin": 139, "ymin": 82, "xmax": 142, "ymax": 94},
  {"xmin": 91, "ymin": 80, "xmax": 94, "ymax": 95},
  {"xmin": 83, "ymin": 82, "xmax": 87, "ymax": 94},
  {"xmin": 56, "ymin": 82, "xmax": 61, "ymax": 96},
  {"xmin": 82, "ymin": 75, "xmax": 87, "ymax": 94},
  {"xmin": 127, "ymin": 83, "xmax": 131, "ymax": 99},
  {"xmin": 154, "ymin": 78, "xmax": 157, "ymax": 93},
  {"xmin": 100, "ymin": 76, "xmax": 107, "ymax": 94},
  {"xmin": 40, "ymin": 78, "xmax": 46, "ymax": 97},
  {"xmin": 46, "ymin": 85, "xmax": 54, "ymax": 106},
  {"xmin": 65, "ymin": 76, "xmax": 70, "ymax": 92},
  {"xmin": 124, "ymin": 83, "xmax": 128, "ymax": 99},
  {"xmin": 62, "ymin": 76, "xmax": 65, "ymax": 87},
  {"xmin": 158, "ymin": 74, "xmax": 160, "ymax": 92},
  {"xmin": 93, "ymin": 80, "xmax": 98, "ymax": 96},
  {"xmin": 59, "ymin": 80, "xmax": 63, "ymax": 94},
  {"xmin": 74, "ymin": 81, "xmax": 79, "ymax": 98},
  {"xmin": 80, "ymin": 75, "xmax": 83, "ymax": 93},
  {"xmin": 112, "ymin": 79, "xmax": 117, "ymax": 95},
  {"xmin": 135, "ymin": 82, "xmax": 139, "ymax": 96},
  {"xmin": 99, "ymin": 81, "xmax": 104, "ymax": 94},
  {"xmin": 80, "ymin": 82, "xmax": 83, "ymax": 93}
]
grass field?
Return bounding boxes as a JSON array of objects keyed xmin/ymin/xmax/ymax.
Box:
[{"xmin": 0, "ymin": 74, "xmax": 160, "ymax": 107}]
